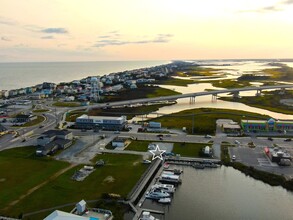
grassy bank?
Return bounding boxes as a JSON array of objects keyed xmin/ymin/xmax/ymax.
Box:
[
  {"xmin": 89, "ymin": 103, "xmax": 175, "ymax": 121},
  {"xmin": 152, "ymin": 108, "xmax": 270, "ymax": 135},
  {"xmin": 53, "ymin": 102, "xmax": 81, "ymax": 107},
  {"xmin": 0, "ymin": 147, "xmax": 69, "ymax": 215},
  {"xmin": 155, "ymin": 78, "xmax": 195, "ymax": 86},
  {"xmin": 104, "ymin": 85, "xmax": 180, "ymax": 102},
  {"xmin": 5, "ymin": 154, "xmax": 148, "ymax": 219},
  {"xmin": 175, "ymin": 66, "xmax": 223, "ymax": 77},
  {"xmin": 172, "ymin": 142, "xmax": 212, "ymax": 157},
  {"xmin": 261, "ymin": 63, "xmax": 293, "ymax": 81},
  {"xmin": 220, "ymin": 90, "xmax": 293, "ymax": 115}
]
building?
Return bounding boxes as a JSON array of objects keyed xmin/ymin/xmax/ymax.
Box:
[
  {"xmin": 222, "ymin": 121, "xmax": 241, "ymax": 136},
  {"xmin": 264, "ymin": 147, "xmax": 291, "ymax": 164},
  {"xmin": 36, "ymin": 130, "xmax": 73, "ymax": 156},
  {"xmin": 241, "ymin": 118, "xmax": 293, "ymax": 133},
  {"xmin": 44, "ymin": 200, "xmax": 113, "ymax": 220},
  {"xmin": 112, "ymin": 138, "xmax": 127, "ymax": 148},
  {"xmin": 75, "ymin": 114, "xmax": 127, "ymax": 130}
]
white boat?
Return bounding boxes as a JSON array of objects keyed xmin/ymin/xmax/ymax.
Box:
[
  {"xmin": 151, "ymin": 184, "xmax": 176, "ymax": 193},
  {"xmin": 145, "ymin": 189, "xmax": 170, "ymax": 200},
  {"xmin": 139, "ymin": 211, "xmax": 159, "ymax": 220},
  {"xmin": 158, "ymin": 197, "xmax": 171, "ymax": 204},
  {"xmin": 159, "ymin": 174, "xmax": 182, "ymax": 184}
]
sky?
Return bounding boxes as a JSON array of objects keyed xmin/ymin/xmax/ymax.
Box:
[{"xmin": 0, "ymin": 0, "xmax": 293, "ymax": 62}]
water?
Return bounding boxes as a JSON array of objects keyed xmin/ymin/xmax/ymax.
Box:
[
  {"xmin": 141, "ymin": 166, "xmax": 293, "ymax": 220},
  {"xmin": 0, "ymin": 61, "xmax": 169, "ymax": 90}
]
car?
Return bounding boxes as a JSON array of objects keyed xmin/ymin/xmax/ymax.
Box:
[
  {"xmin": 39, "ymin": 125, "xmax": 44, "ymax": 128},
  {"xmin": 157, "ymin": 134, "xmax": 164, "ymax": 137},
  {"xmin": 205, "ymin": 135, "xmax": 212, "ymax": 138},
  {"xmin": 114, "ymin": 131, "xmax": 120, "ymax": 134},
  {"xmin": 234, "ymin": 140, "xmax": 240, "ymax": 145},
  {"xmin": 268, "ymin": 137, "xmax": 273, "ymax": 141},
  {"xmin": 284, "ymin": 138, "xmax": 292, "ymax": 142},
  {"xmin": 159, "ymin": 137, "xmax": 163, "ymax": 140},
  {"xmin": 232, "ymin": 155, "xmax": 236, "ymax": 161}
]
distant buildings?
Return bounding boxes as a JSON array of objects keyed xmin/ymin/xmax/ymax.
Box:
[{"xmin": 241, "ymin": 118, "xmax": 293, "ymax": 133}]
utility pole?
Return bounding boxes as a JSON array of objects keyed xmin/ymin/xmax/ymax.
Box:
[{"xmin": 192, "ymin": 114, "xmax": 195, "ymax": 134}]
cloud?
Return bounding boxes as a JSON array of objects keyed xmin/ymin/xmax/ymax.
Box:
[
  {"xmin": 1, "ymin": 36, "xmax": 11, "ymax": 41},
  {"xmin": 282, "ymin": 0, "xmax": 293, "ymax": 4},
  {"xmin": 239, "ymin": 0, "xmax": 293, "ymax": 13},
  {"xmin": 94, "ymin": 33, "xmax": 173, "ymax": 47},
  {"xmin": 41, "ymin": 36, "xmax": 54, "ymax": 39},
  {"xmin": 41, "ymin": 28, "xmax": 68, "ymax": 34},
  {"xmin": 0, "ymin": 16, "xmax": 18, "ymax": 26}
]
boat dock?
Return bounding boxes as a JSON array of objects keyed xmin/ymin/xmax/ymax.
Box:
[{"xmin": 165, "ymin": 156, "xmax": 221, "ymax": 166}]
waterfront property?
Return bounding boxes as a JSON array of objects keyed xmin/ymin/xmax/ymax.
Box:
[
  {"xmin": 241, "ymin": 118, "xmax": 293, "ymax": 132},
  {"xmin": 75, "ymin": 114, "xmax": 127, "ymax": 131}
]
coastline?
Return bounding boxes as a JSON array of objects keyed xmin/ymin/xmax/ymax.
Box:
[{"xmin": 0, "ymin": 60, "xmax": 170, "ymax": 91}]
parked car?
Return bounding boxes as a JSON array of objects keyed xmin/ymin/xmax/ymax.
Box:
[
  {"xmin": 234, "ymin": 140, "xmax": 240, "ymax": 145},
  {"xmin": 284, "ymin": 138, "xmax": 292, "ymax": 142},
  {"xmin": 232, "ymin": 155, "xmax": 236, "ymax": 161},
  {"xmin": 268, "ymin": 137, "xmax": 273, "ymax": 141}
]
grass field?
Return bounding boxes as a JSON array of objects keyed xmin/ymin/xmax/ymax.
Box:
[
  {"xmin": 4, "ymin": 153, "xmax": 148, "ymax": 219},
  {"xmin": 126, "ymin": 140, "xmax": 150, "ymax": 152},
  {"xmin": 172, "ymin": 142, "xmax": 212, "ymax": 157},
  {"xmin": 0, "ymin": 147, "xmax": 69, "ymax": 215},
  {"xmin": 53, "ymin": 102, "xmax": 81, "ymax": 107},
  {"xmin": 152, "ymin": 108, "xmax": 270, "ymax": 134}
]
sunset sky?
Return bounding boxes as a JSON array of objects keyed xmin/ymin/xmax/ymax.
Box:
[{"xmin": 0, "ymin": 0, "xmax": 293, "ymax": 62}]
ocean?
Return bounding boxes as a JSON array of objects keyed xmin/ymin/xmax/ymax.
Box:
[{"xmin": 0, "ymin": 61, "xmax": 169, "ymax": 90}]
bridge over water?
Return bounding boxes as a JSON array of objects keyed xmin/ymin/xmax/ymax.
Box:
[{"xmin": 87, "ymin": 84, "xmax": 293, "ymax": 111}]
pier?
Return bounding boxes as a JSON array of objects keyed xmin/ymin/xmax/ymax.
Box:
[{"xmin": 165, "ymin": 156, "xmax": 221, "ymax": 166}]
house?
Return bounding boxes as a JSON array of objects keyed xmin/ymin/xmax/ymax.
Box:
[
  {"xmin": 112, "ymin": 138, "xmax": 127, "ymax": 148},
  {"xmin": 36, "ymin": 130, "xmax": 73, "ymax": 156}
]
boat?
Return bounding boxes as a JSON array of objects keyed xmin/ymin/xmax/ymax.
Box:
[
  {"xmin": 151, "ymin": 184, "xmax": 176, "ymax": 193},
  {"xmin": 164, "ymin": 168, "xmax": 183, "ymax": 175},
  {"xmin": 139, "ymin": 211, "xmax": 159, "ymax": 220},
  {"xmin": 192, "ymin": 163, "xmax": 205, "ymax": 169},
  {"xmin": 145, "ymin": 189, "xmax": 170, "ymax": 200},
  {"xmin": 158, "ymin": 197, "xmax": 171, "ymax": 204},
  {"xmin": 163, "ymin": 163, "xmax": 170, "ymax": 169},
  {"xmin": 159, "ymin": 174, "xmax": 182, "ymax": 184}
]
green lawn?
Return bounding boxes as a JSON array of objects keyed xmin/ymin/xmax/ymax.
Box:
[
  {"xmin": 126, "ymin": 140, "xmax": 150, "ymax": 152},
  {"xmin": 172, "ymin": 142, "xmax": 212, "ymax": 157},
  {"xmin": 152, "ymin": 108, "xmax": 270, "ymax": 135},
  {"xmin": 53, "ymin": 102, "xmax": 81, "ymax": 107},
  {"xmin": 6, "ymin": 154, "xmax": 148, "ymax": 219},
  {"xmin": 21, "ymin": 116, "xmax": 45, "ymax": 127},
  {"xmin": 0, "ymin": 147, "xmax": 69, "ymax": 215}
]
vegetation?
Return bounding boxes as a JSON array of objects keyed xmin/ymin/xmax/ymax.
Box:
[
  {"xmin": 172, "ymin": 142, "xmax": 212, "ymax": 157},
  {"xmin": 32, "ymin": 109, "xmax": 49, "ymax": 113},
  {"xmin": 4, "ymin": 154, "xmax": 148, "ymax": 219},
  {"xmin": 152, "ymin": 108, "xmax": 270, "ymax": 135},
  {"xmin": 104, "ymin": 85, "xmax": 180, "ymax": 102},
  {"xmin": 220, "ymin": 90, "xmax": 293, "ymax": 115},
  {"xmin": 21, "ymin": 116, "xmax": 45, "ymax": 127},
  {"xmin": 211, "ymin": 79, "xmax": 251, "ymax": 89},
  {"xmin": 261, "ymin": 63, "xmax": 293, "ymax": 81},
  {"xmin": 88, "ymin": 103, "xmax": 175, "ymax": 121},
  {"xmin": 155, "ymin": 77, "xmax": 195, "ymax": 86},
  {"xmin": 65, "ymin": 110, "xmax": 87, "ymax": 122},
  {"xmin": 175, "ymin": 66, "xmax": 224, "ymax": 77},
  {"xmin": 0, "ymin": 147, "xmax": 69, "ymax": 215},
  {"xmin": 125, "ymin": 140, "xmax": 150, "ymax": 152},
  {"xmin": 53, "ymin": 101, "xmax": 81, "ymax": 107}
]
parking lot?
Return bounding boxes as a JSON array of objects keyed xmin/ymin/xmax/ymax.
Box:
[{"xmin": 229, "ymin": 137, "xmax": 293, "ymax": 178}]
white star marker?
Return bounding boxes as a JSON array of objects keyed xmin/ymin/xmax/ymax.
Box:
[{"xmin": 149, "ymin": 145, "xmax": 166, "ymax": 161}]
